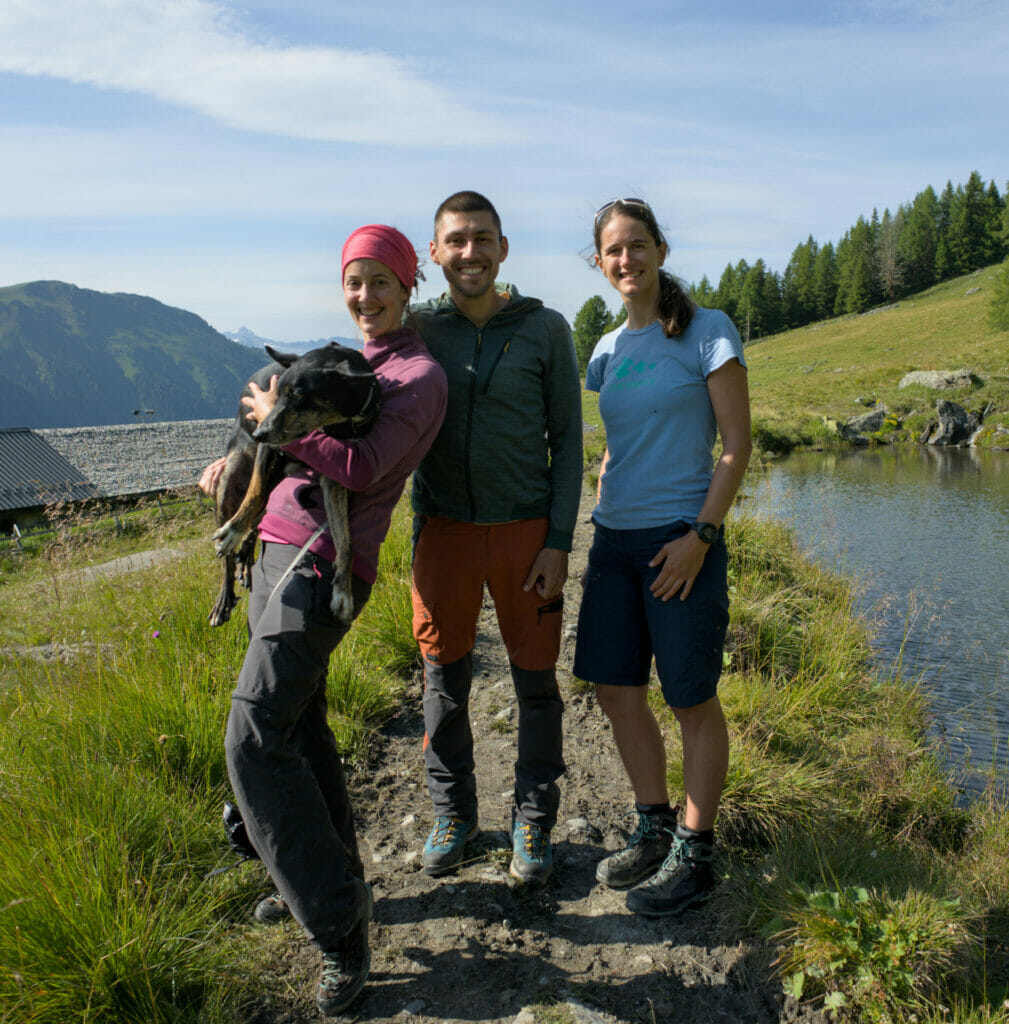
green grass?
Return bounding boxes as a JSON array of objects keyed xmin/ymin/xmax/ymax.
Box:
[
  {"xmin": 690, "ymin": 514, "xmax": 1005, "ymax": 1021},
  {"xmin": 4, "ymin": 415, "xmax": 1009, "ymax": 1020},
  {"xmin": 0, "ymin": 496, "xmax": 419, "ymax": 1022},
  {"xmin": 0, "ymin": 492, "xmax": 213, "ymax": 583},
  {"xmin": 745, "ymin": 264, "xmax": 1009, "ymax": 452}
]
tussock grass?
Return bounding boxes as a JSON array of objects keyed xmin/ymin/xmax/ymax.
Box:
[
  {"xmin": 0, "ymin": 496, "xmax": 418, "ymax": 1022},
  {"xmin": 669, "ymin": 511, "xmax": 1007, "ymax": 1020}
]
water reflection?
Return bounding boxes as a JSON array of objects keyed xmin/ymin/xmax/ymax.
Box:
[{"xmin": 748, "ymin": 445, "xmax": 1009, "ymax": 797}]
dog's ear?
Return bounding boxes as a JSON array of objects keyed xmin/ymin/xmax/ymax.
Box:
[
  {"xmin": 332, "ymin": 360, "xmax": 376, "ymax": 379},
  {"xmin": 265, "ymin": 345, "xmax": 299, "ymax": 367}
]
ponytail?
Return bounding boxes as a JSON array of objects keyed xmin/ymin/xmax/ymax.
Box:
[{"xmin": 657, "ymin": 271, "xmax": 695, "ymax": 338}]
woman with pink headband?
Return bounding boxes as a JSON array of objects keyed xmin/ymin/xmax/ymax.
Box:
[{"xmin": 200, "ymin": 224, "xmax": 447, "ymax": 1016}]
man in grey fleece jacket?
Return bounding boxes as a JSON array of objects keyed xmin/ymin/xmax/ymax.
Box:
[{"xmin": 410, "ymin": 191, "xmax": 582, "ymax": 885}]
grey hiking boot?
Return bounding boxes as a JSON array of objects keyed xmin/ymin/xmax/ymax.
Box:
[
  {"xmin": 625, "ymin": 826, "xmax": 715, "ymax": 917},
  {"xmin": 422, "ymin": 815, "xmax": 478, "ymax": 876},
  {"xmin": 595, "ymin": 811, "xmax": 677, "ymax": 889},
  {"xmin": 253, "ymin": 892, "xmax": 291, "ymax": 924},
  {"xmin": 316, "ymin": 881, "xmax": 373, "ymax": 1016}
]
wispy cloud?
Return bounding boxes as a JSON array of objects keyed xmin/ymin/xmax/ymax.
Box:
[{"xmin": 0, "ymin": 0, "xmax": 517, "ymax": 146}]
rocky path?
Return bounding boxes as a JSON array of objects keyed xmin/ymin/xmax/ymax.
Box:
[{"xmin": 251, "ymin": 490, "xmax": 815, "ymax": 1024}]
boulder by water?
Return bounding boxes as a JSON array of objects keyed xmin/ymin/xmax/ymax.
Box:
[
  {"xmin": 837, "ymin": 402, "xmax": 889, "ymax": 443},
  {"xmin": 919, "ymin": 399, "xmax": 979, "ymax": 447}
]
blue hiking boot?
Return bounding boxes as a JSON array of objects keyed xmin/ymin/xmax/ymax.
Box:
[
  {"xmin": 422, "ymin": 815, "xmax": 478, "ymax": 876},
  {"xmin": 509, "ymin": 818, "xmax": 553, "ymax": 886}
]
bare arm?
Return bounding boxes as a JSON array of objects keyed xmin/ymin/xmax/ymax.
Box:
[
  {"xmin": 597, "ymin": 447, "xmax": 610, "ymax": 501},
  {"xmin": 649, "ymin": 358, "xmax": 752, "ymax": 601}
]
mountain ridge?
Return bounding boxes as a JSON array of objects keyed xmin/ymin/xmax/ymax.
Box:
[{"xmin": 2, "ymin": 281, "xmax": 269, "ymax": 428}]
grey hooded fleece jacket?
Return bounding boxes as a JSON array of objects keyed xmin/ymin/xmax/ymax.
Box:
[{"xmin": 410, "ymin": 285, "xmax": 583, "ymax": 552}]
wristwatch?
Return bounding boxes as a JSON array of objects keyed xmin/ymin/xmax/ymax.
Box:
[{"xmin": 690, "ymin": 521, "xmax": 719, "ymax": 545}]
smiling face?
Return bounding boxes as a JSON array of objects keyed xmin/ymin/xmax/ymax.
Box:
[
  {"xmin": 342, "ymin": 258, "xmax": 409, "ymax": 341},
  {"xmin": 595, "ymin": 213, "xmax": 667, "ymax": 308},
  {"xmin": 430, "ymin": 209, "xmax": 508, "ymax": 303}
]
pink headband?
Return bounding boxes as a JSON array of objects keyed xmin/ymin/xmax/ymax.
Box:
[{"xmin": 341, "ymin": 224, "xmax": 417, "ymax": 291}]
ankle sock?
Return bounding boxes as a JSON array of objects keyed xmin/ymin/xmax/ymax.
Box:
[
  {"xmin": 635, "ymin": 801, "xmax": 675, "ymax": 819},
  {"xmin": 675, "ymin": 823, "xmax": 715, "ymax": 860}
]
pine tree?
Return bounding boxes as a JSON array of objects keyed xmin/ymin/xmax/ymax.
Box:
[
  {"xmin": 812, "ymin": 241, "xmax": 837, "ymax": 320},
  {"xmin": 761, "ymin": 268, "xmax": 783, "ymax": 335},
  {"xmin": 691, "ymin": 274, "xmax": 716, "ymax": 308},
  {"xmin": 949, "ymin": 170, "xmax": 989, "ymax": 273},
  {"xmin": 935, "ymin": 181, "xmax": 956, "ymax": 280},
  {"xmin": 782, "ymin": 236, "xmax": 817, "ymax": 328},
  {"xmin": 875, "ymin": 208, "xmax": 905, "ymax": 302},
  {"xmin": 572, "ymin": 295, "xmax": 615, "ymax": 374},
  {"xmin": 715, "ymin": 261, "xmax": 746, "ymax": 323},
  {"xmin": 1002, "ymin": 180, "xmax": 1009, "ymax": 247},
  {"xmin": 898, "ymin": 187, "xmax": 938, "ymax": 292},
  {"xmin": 739, "ymin": 259, "xmax": 777, "ymax": 340},
  {"xmin": 834, "ymin": 218, "xmax": 879, "ymax": 314},
  {"xmin": 984, "ymin": 180, "xmax": 1006, "ymax": 264}
]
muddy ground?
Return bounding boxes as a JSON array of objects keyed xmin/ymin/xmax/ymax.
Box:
[{"xmin": 244, "ymin": 491, "xmax": 828, "ymax": 1024}]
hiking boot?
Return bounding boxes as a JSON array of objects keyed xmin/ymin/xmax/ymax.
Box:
[
  {"xmin": 595, "ymin": 811, "xmax": 677, "ymax": 890},
  {"xmin": 422, "ymin": 815, "xmax": 478, "ymax": 876},
  {"xmin": 509, "ymin": 818, "xmax": 553, "ymax": 885},
  {"xmin": 625, "ymin": 826, "xmax": 715, "ymax": 917},
  {"xmin": 316, "ymin": 881, "xmax": 373, "ymax": 1016},
  {"xmin": 253, "ymin": 892, "xmax": 291, "ymax": 924}
]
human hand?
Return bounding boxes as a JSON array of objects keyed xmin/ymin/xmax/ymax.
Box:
[
  {"xmin": 523, "ymin": 547, "xmax": 568, "ymax": 599},
  {"xmin": 241, "ymin": 375, "xmax": 279, "ymax": 426},
  {"xmin": 648, "ymin": 533, "xmax": 708, "ymax": 602},
  {"xmin": 198, "ymin": 457, "xmax": 227, "ymax": 496}
]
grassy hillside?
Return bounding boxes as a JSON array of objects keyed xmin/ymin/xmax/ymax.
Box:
[
  {"xmin": 744, "ymin": 263, "xmax": 1009, "ymax": 451},
  {"xmin": 0, "ymin": 281, "xmax": 267, "ymax": 428}
]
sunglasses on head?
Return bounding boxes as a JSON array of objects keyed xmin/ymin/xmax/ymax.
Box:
[{"xmin": 594, "ymin": 197, "xmax": 652, "ymax": 223}]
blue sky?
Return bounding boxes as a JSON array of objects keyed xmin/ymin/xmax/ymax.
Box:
[{"xmin": 2, "ymin": 0, "xmax": 1007, "ymax": 341}]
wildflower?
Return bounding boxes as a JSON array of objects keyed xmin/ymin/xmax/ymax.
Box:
[{"xmin": 152, "ymin": 630, "xmax": 160, "ymax": 638}]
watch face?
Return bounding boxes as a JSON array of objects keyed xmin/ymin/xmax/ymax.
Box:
[{"xmin": 695, "ymin": 522, "xmax": 718, "ymax": 544}]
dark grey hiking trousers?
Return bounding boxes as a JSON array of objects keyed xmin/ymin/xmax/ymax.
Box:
[
  {"xmin": 423, "ymin": 656, "xmax": 565, "ymax": 831},
  {"xmin": 225, "ymin": 541, "xmax": 371, "ymax": 952}
]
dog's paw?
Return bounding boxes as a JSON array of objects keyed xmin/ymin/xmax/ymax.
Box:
[
  {"xmin": 209, "ymin": 603, "xmax": 233, "ymax": 628},
  {"xmin": 213, "ymin": 524, "xmax": 242, "ymax": 556},
  {"xmin": 329, "ymin": 586, "xmax": 354, "ymax": 624}
]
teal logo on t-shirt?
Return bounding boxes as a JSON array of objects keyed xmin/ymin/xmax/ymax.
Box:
[{"xmin": 612, "ymin": 357, "xmax": 657, "ymax": 390}]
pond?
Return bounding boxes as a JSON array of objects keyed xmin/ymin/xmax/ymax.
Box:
[{"xmin": 748, "ymin": 444, "xmax": 1009, "ymax": 797}]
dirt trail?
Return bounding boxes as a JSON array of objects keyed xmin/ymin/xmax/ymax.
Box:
[{"xmin": 250, "ymin": 489, "xmax": 824, "ymax": 1024}]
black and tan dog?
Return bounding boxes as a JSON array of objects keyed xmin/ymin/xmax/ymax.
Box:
[{"xmin": 209, "ymin": 342, "xmax": 380, "ymax": 627}]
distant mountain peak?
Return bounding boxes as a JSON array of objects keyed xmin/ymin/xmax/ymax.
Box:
[{"xmin": 223, "ymin": 326, "xmax": 361, "ymax": 355}]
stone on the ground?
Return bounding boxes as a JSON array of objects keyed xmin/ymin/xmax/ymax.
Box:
[{"xmin": 899, "ymin": 368, "xmax": 973, "ymax": 390}]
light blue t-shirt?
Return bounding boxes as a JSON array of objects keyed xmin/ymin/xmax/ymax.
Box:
[{"xmin": 585, "ymin": 308, "xmax": 746, "ymax": 530}]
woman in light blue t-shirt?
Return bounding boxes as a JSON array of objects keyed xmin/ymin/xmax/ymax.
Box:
[{"xmin": 573, "ymin": 198, "xmax": 751, "ymax": 918}]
